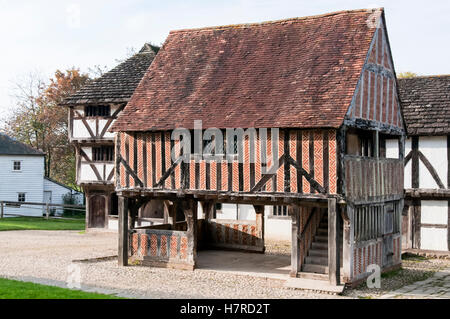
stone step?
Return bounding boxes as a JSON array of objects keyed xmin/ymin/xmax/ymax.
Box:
[
  {"xmin": 284, "ymin": 278, "xmax": 345, "ymax": 294},
  {"xmin": 314, "ymin": 235, "xmax": 328, "ymax": 243},
  {"xmin": 308, "ymin": 249, "xmax": 328, "ymax": 257},
  {"xmin": 302, "ymin": 263, "xmax": 328, "ymax": 274},
  {"xmin": 305, "ymin": 256, "xmax": 328, "ymax": 266},
  {"xmin": 297, "ymin": 272, "xmax": 329, "ymax": 281},
  {"xmin": 302, "ymin": 264, "xmax": 345, "ymax": 274},
  {"xmin": 311, "ymin": 242, "xmax": 328, "ymax": 250},
  {"xmin": 296, "ymin": 272, "xmax": 345, "ymax": 282},
  {"xmin": 317, "ymin": 228, "xmax": 328, "ymax": 235}
]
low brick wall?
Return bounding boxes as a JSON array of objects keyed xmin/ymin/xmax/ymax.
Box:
[
  {"xmin": 203, "ymin": 219, "xmax": 264, "ymax": 252},
  {"xmin": 129, "ymin": 228, "xmax": 194, "ymax": 270}
]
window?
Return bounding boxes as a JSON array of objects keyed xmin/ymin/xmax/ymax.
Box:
[
  {"xmin": 84, "ymin": 105, "xmax": 110, "ymax": 117},
  {"xmin": 92, "ymin": 146, "xmax": 114, "ymax": 162},
  {"xmin": 273, "ymin": 206, "xmax": 288, "ymax": 217},
  {"xmin": 12, "ymin": 161, "xmax": 21, "ymax": 171},
  {"xmin": 18, "ymin": 193, "xmax": 25, "ymax": 202},
  {"xmin": 346, "ymin": 129, "xmax": 375, "ymax": 157}
]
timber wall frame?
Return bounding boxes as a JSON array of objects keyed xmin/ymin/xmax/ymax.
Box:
[{"xmin": 402, "ymin": 135, "xmax": 450, "ymax": 252}]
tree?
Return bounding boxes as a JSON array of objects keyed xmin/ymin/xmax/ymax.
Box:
[
  {"xmin": 3, "ymin": 69, "xmax": 91, "ymax": 190},
  {"xmin": 397, "ymin": 72, "xmax": 418, "ymax": 79}
]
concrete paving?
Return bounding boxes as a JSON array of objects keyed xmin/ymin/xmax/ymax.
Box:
[
  {"xmin": 197, "ymin": 250, "xmax": 291, "ymax": 280},
  {"xmin": 379, "ymin": 268, "xmax": 450, "ymax": 299}
]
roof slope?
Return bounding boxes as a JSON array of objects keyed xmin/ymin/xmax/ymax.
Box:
[
  {"xmin": 111, "ymin": 9, "xmax": 380, "ymax": 132},
  {"xmin": 61, "ymin": 44, "xmax": 159, "ymax": 105},
  {"xmin": 0, "ymin": 133, "xmax": 45, "ymax": 156},
  {"xmin": 398, "ymin": 75, "xmax": 450, "ymax": 135}
]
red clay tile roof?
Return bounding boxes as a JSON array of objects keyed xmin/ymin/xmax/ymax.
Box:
[{"xmin": 111, "ymin": 9, "xmax": 382, "ymax": 132}]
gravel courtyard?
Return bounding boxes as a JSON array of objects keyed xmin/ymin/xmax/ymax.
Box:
[
  {"xmin": 0, "ymin": 230, "xmax": 339, "ymax": 299},
  {"xmin": 1, "ymin": 230, "xmax": 449, "ymax": 299}
]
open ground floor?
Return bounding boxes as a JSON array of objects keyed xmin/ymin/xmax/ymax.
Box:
[{"xmin": 0, "ymin": 230, "xmax": 449, "ymax": 298}]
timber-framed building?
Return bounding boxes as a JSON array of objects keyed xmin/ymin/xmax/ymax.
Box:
[
  {"xmin": 110, "ymin": 8, "xmax": 406, "ymax": 286},
  {"xmin": 61, "ymin": 44, "xmax": 159, "ymax": 229},
  {"xmin": 392, "ymin": 75, "xmax": 450, "ymax": 253}
]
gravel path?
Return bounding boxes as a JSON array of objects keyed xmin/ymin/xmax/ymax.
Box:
[
  {"xmin": 0, "ymin": 231, "xmax": 339, "ymax": 299},
  {"xmin": 2, "ymin": 231, "xmax": 447, "ymax": 299}
]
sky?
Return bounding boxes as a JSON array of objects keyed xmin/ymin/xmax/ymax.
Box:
[{"xmin": 0, "ymin": 0, "xmax": 449, "ymax": 121}]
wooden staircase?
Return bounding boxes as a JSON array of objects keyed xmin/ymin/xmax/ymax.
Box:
[{"xmin": 299, "ymin": 213, "xmax": 343, "ymax": 280}]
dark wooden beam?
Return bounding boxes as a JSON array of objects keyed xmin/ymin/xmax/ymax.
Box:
[
  {"xmin": 328, "ymin": 198, "xmax": 340, "ymax": 285},
  {"xmin": 411, "ymin": 137, "xmax": 419, "ymax": 188},
  {"xmin": 118, "ymin": 196, "xmax": 129, "ymax": 266},
  {"xmin": 289, "ymin": 204, "xmax": 300, "ymax": 277},
  {"xmin": 418, "ymin": 151, "xmax": 445, "ymax": 189}
]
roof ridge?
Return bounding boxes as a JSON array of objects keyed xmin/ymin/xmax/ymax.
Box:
[
  {"xmin": 399, "ymin": 74, "xmax": 450, "ymax": 80},
  {"xmin": 169, "ymin": 7, "xmax": 383, "ymax": 34}
]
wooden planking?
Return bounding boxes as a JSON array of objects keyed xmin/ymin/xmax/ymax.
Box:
[{"xmin": 344, "ymin": 156, "xmax": 403, "ymax": 202}]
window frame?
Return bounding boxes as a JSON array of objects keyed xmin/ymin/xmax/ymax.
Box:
[
  {"xmin": 84, "ymin": 105, "xmax": 111, "ymax": 117},
  {"xmin": 12, "ymin": 160, "xmax": 22, "ymax": 172},
  {"xmin": 17, "ymin": 192, "xmax": 26, "ymax": 202},
  {"xmin": 92, "ymin": 145, "xmax": 114, "ymax": 162}
]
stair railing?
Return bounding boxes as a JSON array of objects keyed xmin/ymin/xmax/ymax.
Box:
[{"xmin": 298, "ymin": 207, "xmax": 324, "ymax": 270}]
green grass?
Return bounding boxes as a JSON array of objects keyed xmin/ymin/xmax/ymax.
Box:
[
  {"xmin": 0, "ymin": 278, "xmax": 123, "ymax": 299},
  {"xmin": 0, "ymin": 217, "xmax": 85, "ymax": 231}
]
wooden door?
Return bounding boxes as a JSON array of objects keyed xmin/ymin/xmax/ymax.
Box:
[{"xmin": 89, "ymin": 195, "xmax": 106, "ymax": 228}]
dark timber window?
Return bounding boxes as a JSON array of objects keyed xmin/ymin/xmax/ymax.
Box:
[
  {"xmin": 85, "ymin": 105, "xmax": 110, "ymax": 117},
  {"xmin": 92, "ymin": 146, "xmax": 114, "ymax": 162},
  {"xmin": 346, "ymin": 129, "xmax": 375, "ymax": 157},
  {"xmin": 18, "ymin": 193, "xmax": 26, "ymax": 202},
  {"xmin": 13, "ymin": 161, "xmax": 21, "ymax": 171},
  {"xmin": 273, "ymin": 206, "xmax": 288, "ymax": 217}
]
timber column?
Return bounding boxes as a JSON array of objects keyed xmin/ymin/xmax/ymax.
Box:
[
  {"xmin": 289, "ymin": 204, "xmax": 300, "ymax": 277},
  {"xmin": 181, "ymin": 199, "xmax": 198, "ymax": 269},
  {"xmin": 118, "ymin": 195, "xmax": 129, "ymax": 266},
  {"xmin": 254, "ymin": 205, "xmax": 265, "ymax": 253},
  {"xmin": 328, "ymin": 198, "xmax": 340, "ymax": 285}
]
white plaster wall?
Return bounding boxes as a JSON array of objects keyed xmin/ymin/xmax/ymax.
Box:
[
  {"xmin": 79, "ymin": 163, "xmax": 98, "ymax": 181},
  {"xmin": 73, "ymin": 120, "xmax": 92, "ymax": 139},
  {"xmin": 404, "ymin": 138, "xmax": 411, "ymax": 189},
  {"xmin": 419, "ymin": 136, "xmax": 447, "ymax": 189},
  {"xmin": 421, "ymin": 200, "xmax": 448, "ymax": 225},
  {"xmin": 385, "ymin": 139, "xmax": 399, "ymax": 159},
  {"xmin": 420, "ymin": 228, "xmax": 448, "ymax": 251}
]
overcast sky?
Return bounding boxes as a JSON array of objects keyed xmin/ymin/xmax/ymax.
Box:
[{"xmin": 0, "ymin": 0, "xmax": 449, "ymax": 120}]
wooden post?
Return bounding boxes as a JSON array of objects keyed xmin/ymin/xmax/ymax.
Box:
[
  {"xmin": 45, "ymin": 203, "xmax": 50, "ymax": 220},
  {"xmin": 289, "ymin": 204, "xmax": 300, "ymax": 277},
  {"xmin": 328, "ymin": 198, "xmax": 340, "ymax": 285},
  {"xmin": 118, "ymin": 196, "xmax": 129, "ymax": 266},
  {"xmin": 182, "ymin": 199, "xmax": 198, "ymax": 268},
  {"xmin": 1, "ymin": 201, "xmax": 3, "ymax": 218},
  {"xmin": 342, "ymin": 204, "xmax": 353, "ymax": 283},
  {"xmin": 254, "ymin": 205, "xmax": 265, "ymax": 252}
]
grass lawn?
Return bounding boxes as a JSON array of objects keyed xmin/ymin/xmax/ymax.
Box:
[
  {"xmin": 0, "ymin": 217, "xmax": 85, "ymax": 231},
  {"xmin": 0, "ymin": 278, "xmax": 123, "ymax": 299}
]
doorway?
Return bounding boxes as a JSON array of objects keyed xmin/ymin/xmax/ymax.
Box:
[{"xmin": 89, "ymin": 195, "xmax": 106, "ymax": 228}]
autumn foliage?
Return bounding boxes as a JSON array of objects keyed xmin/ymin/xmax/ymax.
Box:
[{"xmin": 3, "ymin": 69, "xmax": 91, "ymax": 190}]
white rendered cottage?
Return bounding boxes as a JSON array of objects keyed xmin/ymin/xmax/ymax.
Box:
[{"xmin": 0, "ymin": 133, "xmax": 83, "ymax": 217}]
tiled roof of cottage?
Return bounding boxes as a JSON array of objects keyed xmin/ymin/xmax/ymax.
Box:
[
  {"xmin": 398, "ymin": 75, "xmax": 450, "ymax": 136},
  {"xmin": 61, "ymin": 44, "xmax": 159, "ymax": 105},
  {"xmin": 111, "ymin": 8, "xmax": 383, "ymax": 132},
  {"xmin": 0, "ymin": 133, "xmax": 44, "ymax": 156}
]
